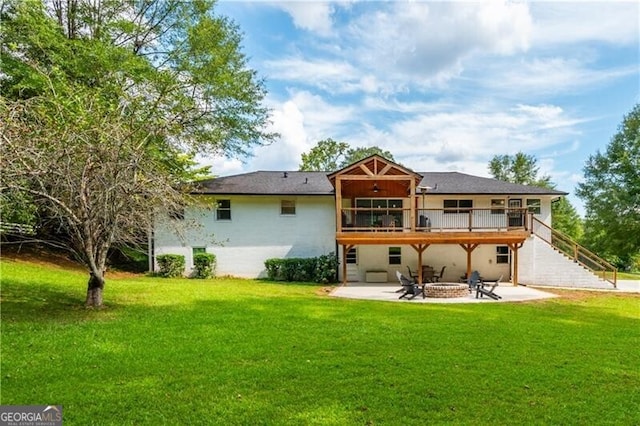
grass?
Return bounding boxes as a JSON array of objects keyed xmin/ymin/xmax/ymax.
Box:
[
  {"xmin": 618, "ymin": 271, "xmax": 640, "ymax": 280},
  {"xmin": 1, "ymin": 257, "xmax": 639, "ymax": 425}
]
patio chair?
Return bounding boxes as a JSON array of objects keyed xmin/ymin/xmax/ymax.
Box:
[
  {"xmin": 396, "ymin": 271, "xmax": 424, "ymax": 300},
  {"xmin": 433, "ymin": 266, "xmax": 446, "ymax": 282},
  {"xmin": 406, "ymin": 266, "xmax": 419, "ymax": 283},
  {"xmin": 476, "ymin": 275, "xmax": 502, "ymax": 300}
]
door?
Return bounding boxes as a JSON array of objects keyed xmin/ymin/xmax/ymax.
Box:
[{"xmin": 508, "ymin": 199, "xmax": 523, "ymax": 227}]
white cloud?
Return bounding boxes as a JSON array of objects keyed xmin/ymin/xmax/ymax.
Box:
[
  {"xmin": 264, "ymin": 2, "xmax": 534, "ymax": 95},
  {"xmin": 264, "ymin": 57, "xmax": 358, "ymax": 90},
  {"xmin": 272, "ymin": 2, "xmax": 334, "ymax": 35},
  {"xmin": 243, "ymin": 90, "xmax": 357, "ymax": 171},
  {"xmin": 197, "ymin": 156, "xmax": 246, "ymax": 177},
  {"xmin": 286, "ymin": 90, "xmax": 356, "ymax": 133},
  {"xmin": 248, "ymin": 99, "xmax": 308, "ymax": 171},
  {"xmin": 531, "ymin": 2, "xmax": 640, "ymax": 46},
  {"xmin": 345, "ymin": 102, "xmax": 583, "ymax": 174},
  {"xmin": 478, "ymin": 57, "xmax": 639, "ymax": 96},
  {"xmin": 348, "ymin": 1, "xmax": 532, "ymax": 86}
]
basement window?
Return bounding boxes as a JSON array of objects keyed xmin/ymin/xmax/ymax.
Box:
[
  {"xmin": 281, "ymin": 200, "xmax": 296, "ymax": 215},
  {"xmin": 496, "ymin": 246, "xmax": 510, "ymax": 264},
  {"xmin": 388, "ymin": 247, "xmax": 402, "ymax": 265},
  {"xmin": 192, "ymin": 247, "xmax": 206, "ymax": 265}
]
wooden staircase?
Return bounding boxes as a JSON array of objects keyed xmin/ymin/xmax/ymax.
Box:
[{"xmin": 530, "ymin": 217, "xmax": 617, "ymax": 288}]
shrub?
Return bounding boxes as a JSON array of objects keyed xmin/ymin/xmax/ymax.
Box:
[
  {"xmin": 192, "ymin": 253, "xmax": 216, "ymax": 279},
  {"xmin": 156, "ymin": 254, "xmax": 185, "ymax": 278},
  {"xmin": 264, "ymin": 253, "xmax": 338, "ymax": 283},
  {"xmin": 315, "ymin": 253, "xmax": 339, "ymax": 283}
]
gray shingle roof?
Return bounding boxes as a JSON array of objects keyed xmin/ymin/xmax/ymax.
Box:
[
  {"xmin": 194, "ymin": 171, "xmax": 334, "ymax": 195},
  {"xmin": 418, "ymin": 172, "xmax": 567, "ymax": 196},
  {"xmin": 194, "ymin": 170, "xmax": 567, "ymax": 196}
]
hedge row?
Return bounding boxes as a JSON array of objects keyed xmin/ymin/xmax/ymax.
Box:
[
  {"xmin": 264, "ymin": 253, "xmax": 338, "ymax": 283},
  {"xmin": 156, "ymin": 253, "xmax": 216, "ymax": 279}
]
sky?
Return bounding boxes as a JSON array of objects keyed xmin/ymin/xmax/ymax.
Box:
[{"xmin": 207, "ymin": 1, "xmax": 639, "ymax": 215}]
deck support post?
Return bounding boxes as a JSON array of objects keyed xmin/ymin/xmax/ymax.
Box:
[
  {"xmin": 410, "ymin": 244, "xmax": 430, "ymax": 284},
  {"xmin": 507, "ymin": 242, "xmax": 523, "ymax": 286},
  {"xmin": 459, "ymin": 243, "xmax": 479, "ymax": 279}
]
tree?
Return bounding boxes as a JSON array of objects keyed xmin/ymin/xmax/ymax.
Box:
[
  {"xmin": 1, "ymin": 0, "xmax": 275, "ymax": 157},
  {"xmin": 488, "ymin": 152, "xmax": 583, "ymax": 240},
  {"xmin": 1, "ymin": 82, "xmax": 187, "ymax": 306},
  {"xmin": 488, "ymin": 152, "xmax": 552, "ymax": 187},
  {"xmin": 341, "ymin": 146, "xmax": 395, "ymax": 168},
  {"xmin": 550, "ymin": 198, "xmax": 583, "ymax": 242},
  {"xmin": 577, "ymin": 104, "xmax": 640, "ymax": 270},
  {"xmin": 299, "ymin": 140, "xmax": 395, "ymax": 171},
  {"xmin": 0, "ymin": 0, "xmax": 275, "ymax": 306},
  {"xmin": 299, "ymin": 138, "xmax": 349, "ymax": 171}
]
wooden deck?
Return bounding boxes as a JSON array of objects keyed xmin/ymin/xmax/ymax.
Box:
[
  {"xmin": 336, "ymin": 229, "xmax": 531, "ymax": 286},
  {"xmin": 336, "ymin": 230, "xmax": 531, "ymax": 246}
]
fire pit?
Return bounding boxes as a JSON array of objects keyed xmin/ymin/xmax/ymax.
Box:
[{"xmin": 424, "ymin": 283, "xmax": 469, "ymax": 298}]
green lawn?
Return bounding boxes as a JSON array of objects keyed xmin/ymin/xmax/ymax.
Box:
[
  {"xmin": 618, "ymin": 271, "xmax": 640, "ymax": 280},
  {"xmin": 1, "ymin": 258, "xmax": 639, "ymax": 425}
]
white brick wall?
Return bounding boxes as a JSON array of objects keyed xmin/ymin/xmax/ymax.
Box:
[
  {"xmin": 519, "ymin": 235, "xmax": 612, "ymax": 288},
  {"xmin": 154, "ymin": 195, "xmax": 336, "ymax": 277}
]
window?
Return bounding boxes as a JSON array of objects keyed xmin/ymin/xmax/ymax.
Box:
[
  {"xmin": 444, "ymin": 199, "xmax": 473, "ymax": 214},
  {"xmin": 216, "ymin": 199, "xmax": 231, "ymax": 220},
  {"xmin": 281, "ymin": 200, "xmax": 296, "ymax": 215},
  {"xmin": 388, "ymin": 247, "xmax": 401, "ymax": 265},
  {"xmin": 192, "ymin": 247, "xmax": 206, "ymax": 266},
  {"xmin": 346, "ymin": 247, "xmax": 357, "ymax": 264},
  {"xmin": 354, "ymin": 198, "xmax": 403, "ymax": 227},
  {"xmin": 491, "ymin": 199, "xmax": 505, "ymax": 214},
  {"xmin": 526, "ymin": 199, "xmax": 541, "ymax": 215},
  {"xmin": 496, "ymin": 246, "xmax": 510, "ymax": 264}
]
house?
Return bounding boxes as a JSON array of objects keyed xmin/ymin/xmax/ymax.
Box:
[{"xmin": 152, "ymin": 155, "xmax": 616, "ymax": 288}]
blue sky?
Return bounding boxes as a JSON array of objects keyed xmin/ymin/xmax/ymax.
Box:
[{"xmin": 208, "ymin": 1, "xmax": 639, "ymax": 215}]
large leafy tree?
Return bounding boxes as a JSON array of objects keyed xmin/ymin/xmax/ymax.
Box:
[
  {"xmin": 341, "ymin": 146, "xmax": 394, "ymax": 168},
  {"xmin": 0, "ymin": 0, "xmax": 275, "ymax": 306},
  {"xmin": 1, "ymin": 0, "xmax": 275, "ymax": 156},
  {"xmin": 489, "ymin": 152, "xmax": 552, "ymax": 187},
  {"xmin": 299, "ymin": 138, "xmax": 349, "ymax": 171},
  {"xmin": 488, "ymin": 152, "xmax": 583, "ymax": 240},
  {"xmin": 299, "ymin": 140, "xmax": 394, "ymax": 171},
  {"xmin": 1, "ymin": 82, "xmax": 186, "ymax": 306},
  {"xmin": 577, "ymin": 104, "xmax": 640, "ymax": 270}
]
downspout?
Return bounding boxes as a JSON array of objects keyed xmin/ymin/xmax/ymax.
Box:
[
  {"xmin": 335, "ymin": 241, "xmax": 339, "ymax": 282},
  {"xmin": 148, "ymin": 227, "xmax": 154, "ymax": 273}
]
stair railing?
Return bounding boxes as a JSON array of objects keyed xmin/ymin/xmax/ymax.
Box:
[{"xmin": 531, "ymin": 217, "xmax": 617, "ymax": 287}]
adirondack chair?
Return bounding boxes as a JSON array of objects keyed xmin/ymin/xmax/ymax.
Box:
[
  {"xmin": 476, "ymin": 275, "xmax": 502, "ymax": 300},
  {"xmin": 396, "ymin": 271, "xmax": 424, "ymax": 300},
  {"xmin": 467, "ymin": 270, "xmax": 482, "ymax": 293}
]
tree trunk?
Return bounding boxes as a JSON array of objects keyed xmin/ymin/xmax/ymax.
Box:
[{"xmin": 85, "ymin": 272, "xmax": 105, "ymax": 307}]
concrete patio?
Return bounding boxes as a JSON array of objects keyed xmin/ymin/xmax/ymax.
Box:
[
  {"xmin": 332, "ymin": 279, "xmax": 640, "ymax": 304},
  {"xmin": 331, "ymin": 282, "xmax": 558, "ymax": 304}
]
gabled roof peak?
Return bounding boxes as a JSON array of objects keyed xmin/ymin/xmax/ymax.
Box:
[{"xmin": 328, "ymin": 154, "xmax": 423, "ymax": 186}]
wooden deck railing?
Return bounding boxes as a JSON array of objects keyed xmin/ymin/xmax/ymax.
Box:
[
  {"xmin": 532, "ymin": 217, "xmax": 617, "ymax": 287},
  {"xmin": 339, "ymin": 207, "xmax": 530, "ymax": 233}
]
